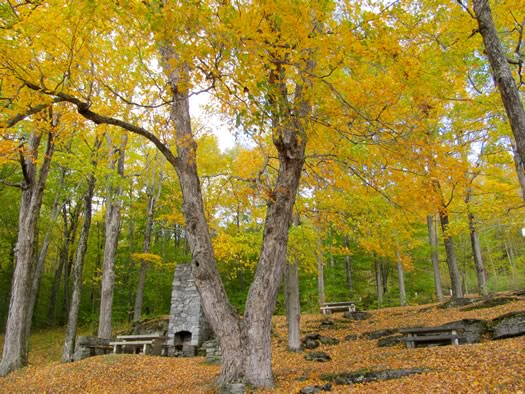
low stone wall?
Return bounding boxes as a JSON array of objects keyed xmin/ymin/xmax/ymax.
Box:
[
  {"xmin": 73, "ymin": 336, "xmax": 111, "ymax": 362},
  {"xmin": 201, "ymin": 338, "xmax": 221, "ymax": 364}
]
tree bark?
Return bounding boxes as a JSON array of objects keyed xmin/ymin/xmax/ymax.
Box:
[
  {"xmin": 511, "ymin": 143, "xmax": 525, "ymax": 201},
  {"xmin": 427, "ymin": 215, "xmax": 444, "ymax": 301},
  {"xmin": 465, "ymin": 188, "xmax": 488, "ymax": 296},
  {"xmin": 375, "ymin": 257, "xmax": 383, "ymax": 308},
  {"xmin": 63, "ymin": 137, "xmax": 101, "ymax": 362},
  {"xmin": 343, "ymin": 236, "xmax": 353, "ymax": 293},
  {"xmin": 0, "ymin": 129, "xmax": 54, "ymax": 377},
  {"xmin": 473, "ymin": 0, "xmax": 525, "ymax": 172},
  {"xmin": 133, "ymin": 158, "xmax": 163, "ymax": 326},
  {"xmin": 316, "ymin": 237, "xmax": 325, "ymax": 306},
  {"xmin": 284, "ymin": 255, "xmax": 301, "ymax": 352},
  {"xmin": 98, "ymin": 133, "xmax": 127, "ymax": 339},
  {"xmin": 396, "ymin": 251, "xmax": 407, "ymax": 306},
  {"xmin": 25, "ymin": 165, "xmax": 66, "ymax": 339},
  {"xmin": 438, "ymin": 209, "xmax": 464, "ymax": 299}
]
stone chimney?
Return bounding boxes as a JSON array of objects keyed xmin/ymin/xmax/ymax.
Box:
[{"xmin": 167, "ymin": 264, "xmax": 212, "ymax": 356}]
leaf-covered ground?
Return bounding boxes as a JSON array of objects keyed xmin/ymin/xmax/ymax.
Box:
[{"xmin": 2, "ymin": 296, "xmax": 525, "ymax": 393}]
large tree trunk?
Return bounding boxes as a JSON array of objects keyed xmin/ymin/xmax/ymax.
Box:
[
  {"xmin": 473, "ymin": 0, "xmax": 525, "ymax": 173},
  {"xmin": 396, "ymin": 251, "xmax": 407, "ymax": 306},
  {"xmin": 98, "ymin": 133, "xmax": 127, "ymax": 339},
  {"xmin": 427, "ymin": 215, "xmax": 444, "ymax": 301},
  {"xmin": 133, "ymin": 160, "xmax": 162, "ymax": 326},
  {"xmin": 316, "ymin": 237, "xmax": 325, "ymax": 306},
  {"xmin": 63, "ymin": 138, "xmax": 101, "ymax": 362},
  {"xmin": 285, "ymin": 258, "xmax": 301, "ymax": 352},
  {"xmin": 25, "ymin": 166, "xmax": 66, "ymax": 338},
  {"xmin": 0, "ymin": 129, "xmax": 54, "ymax": 377},
  {"xmin": 438, "ymin": 209, "xmax": 464, "ymax": 299}
]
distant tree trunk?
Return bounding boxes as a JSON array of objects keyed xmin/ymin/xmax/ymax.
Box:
[
  {"xmin": 375, "ymin": 257, "xmax": 383, "ymax": 308},
  {"xmin": 47, "ymin": 250, "xmax": 65, "ymax": 326},
  {"xmin": 316, "ymin": 237, "xmax": 325, "ymax": 306},
  {"xmin": 0, "ymin": 128, "xmax": 55, "ymax": 377},
  {"xmin": 427, "ymin": 215, "xmax": 444, "ymax": 301},
  {"xmin": 466, "ymin": 208, "xmax": 488, "ymax": 296},
  {"xmin": 396, "ymin": 251, "xmax": 407, "ymax": 306},
  {"xmin": 503, "ymin": 238, "xmax": 517, "ymax": 280},
  {"xmin": 63, "ymin": 137, "xmax": 101, "ymax": 362},
  {"xmin": 133, "ymin": 160, "xmax": 163, "ymax": 327},
  {"xmin": 285, "ymin": 256, "xmax": 301, "ymax": 352},
  {"xmin": 438, "ymin": 210, "xmax": 464, "ymax": 299},
  {"xmin": 343, "ymin": 236, "xmax": 352, "ymax": 293},
  {"xmin": 473, "ymin": 0, "xmax": 525, "ymax": 176},
  {"xmin": 98, "ymin": 133, "xmax": 127, "ymax": 339},
  {"xmin": 62, "ymin": 204, "xmax": 81, "ymax": 324}
]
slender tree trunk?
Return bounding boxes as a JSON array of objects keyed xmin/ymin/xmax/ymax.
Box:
[
  {"xmin": 0, "ymin": 129, "xmax": 54, "ymax": 377},
  {"xmin": 343, "ymin": 236, "xmax": 352, "ymax": 293},
  {"xmin": 467, "ymin": 211, "xmax": 488, "ymax": 296},
  {"xmin": 511, "ymin": 143, "xmax": 525, "ymax": 201},
  {"xmin": 133, "ymin": 160, "xmax": 162, "ymax": 326},
  {"xmin": 473, "ymin": 0, "xmax": 525, "ymax": 172},
  {"xmin": 285, "ymin": 256, "xmax": 301, "ymax": 352},
  {"xmin": 375, "ymin": 257, "xmax": 383, "ymax": 308},
  {"xmin": 62, "ymin": 204, "xmax": 81, "ymax": 324},
  {"xmin": 396, "ymin": 251, "xmax": 407, "ymax": 306},
  {"xmin": 427, "ymin": 215, "xmax": 444, "ymax": 301},
  {"xmin": 98, "ymin": 133, "xmax": 127, "ymax": 339},
  {"xmin": 48, "ymin": 250, "xmax": 65, "ymax": 326},
  {"xmin": 438, "ymin": 210, "xmax": 464, "ymax": 299},
  {"xmin": 316, "ymin": 237, "xmax": 325, "ymax": 306},
  {"xmin": 63, "ymin": 137, "xmax": 100, "ymax": 362}
]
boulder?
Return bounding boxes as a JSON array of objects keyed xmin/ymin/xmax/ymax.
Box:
[
  {"xmin": 460, "ymin": 297, "xmax": 519, "ymax": 312},
  {"xmin": 299, "ymin": 383, "xmax": 332, "ymax": 393},
  {"xmin": 438, "ymin": 298, "xmax": 480, "ymax": 309},
  {"xmin": 344, "ymin": 334, "xmax": 358, "ymax": 341},
  {"xmin": 305, "ymin": 351, "xmax": 332, "ymax": 362},
  {"xmin": 439, "ymin": 319, "xmax": 487, "ymax": 344},
  {"xmin": 377, "ymin": 335, "xmax": 403, "ymax": 347},
  {"xmin": 304, "ymin": 339, "xmax": 320, "ymax": 350},
  {"xmin": 319, "ymin": 336, "xmax": 340, "ymax": 345},
  {"xmin": 321, "ymin": 368, "xmax": 428, "ymax": 385},
  {"xmin": 342, "ymin": 311, "xmax": 371, "ymax": 320},
  {"xmin": 362, "ymin": 328, "xmax": 398, "ymax": 340},
  {"xmin": 490, "ymin": 310, "xmax": 525, "ymax": 339},
  {"xmin": 320, "ymin": 320, "xmax": 335, "ymax": 329}
]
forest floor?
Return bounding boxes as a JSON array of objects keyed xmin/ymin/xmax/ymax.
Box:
[{"xmin": 1, "ymin": 294, "xmax": 525, "ymax": 393}]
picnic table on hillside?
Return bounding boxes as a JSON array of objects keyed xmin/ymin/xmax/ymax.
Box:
[
  {"xmin": 320, "ymin": 301, "xmax": 356, "ymax": 314},
  {"xmin": 399, "ymin": 326, "xmax": 464, "ymax": 348},
  {"xmin": 109, "ymin": 334, "xmax": 167, "ymax": 355}
]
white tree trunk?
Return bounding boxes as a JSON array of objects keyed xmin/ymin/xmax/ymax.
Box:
[
  {"xmin": 396, "ymin": 251, "xmax": 407, "ymax": 307},
  {"xmin": 285, "ymin": 256, "xmax": 301, "ymax": 352},
  {"xmin": 0, "ymin": 130, "xmax": 54, "ymax": 376},
  {"xmin": 316, "ymin": 237, "xmax": 325, "ymax": 306},
  {"xmin": 98, "ymin": 133, "xmax": 127, "ymax": 339},
  {"xmin": 427, "ymin": 215, "xmax": 444, "ymax": 301}
]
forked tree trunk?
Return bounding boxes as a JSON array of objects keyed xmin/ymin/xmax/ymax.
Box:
[
  {"xmin": 427, "ymin": 215, "xmax": 444, "ymax": 301},
  {"xmin": 0, "ymin": 130, "xmax": 54, "ymax": 377},
  {"xmin": 25, "ymin": 165, "xmax": 66, "ymax": 339},
  {"xmin": 63, "ymin": 137, "xmax": 101, "ymax": 362},
  {"xmin": 285, "ymin": 258, "xmax": 301, "ymax": 352},
  {"xmin": 396, "ymin": 251, "xmax": 406, "ymax": 306},
  {"xmin": 98, "ymin": 133, "xmax": 127, "ymax": 339},
  {"xmin": 438, "ymin": 210, "xmax": 464, "ymax": 299},
  {"xmin": 473, "ymin": 0, "xmax": 525, "ymax": 172}
]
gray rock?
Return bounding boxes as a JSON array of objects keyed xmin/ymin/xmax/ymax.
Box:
[
  {"xmin": 362, "ymin": 328, "xmax": 398, "ymax": 340},
  {"xmin": 304, "ymin": 339, "xmax": 320, "ymax": 349},
  {"xmin": 219, "ymin": 383, "xmax": 246, "ymax": 394},
  {"xmin": 319, "ymin": 336, "xmax": 340, "ymax": 345},
  {"xmin": 491, "ymin": 310, "xmax": 525, "ymax": 339},
  {"xmin": 439, "ymin": 319, "xmax": 487, "ymax": 344},
  {"xmin": 320, "ymin": 320, "xmax": 335, "ymax": 328},
  {"xmin": 305, "ymin": 351, "xmax": 331, "ymax": 362},
  {"xmin": 344, "ymin": 334, "xmax": 358, "ymax": 341},
  {"xmin": 299, "ymin": 383, "xmax": 332, "ymax": 393},
  {"xmin": 342, "ymin": 311, "xmax": 371, "ymax": 320},
  {"xmin": 377, "ymin": 335, "xmax": 403, "ymax": 347},
  {"xmin": 321, "ymin": 368, "xmax": 428, "ymax": 385}
]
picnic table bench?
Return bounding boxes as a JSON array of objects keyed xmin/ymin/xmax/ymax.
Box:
[
  {"xmin": 109, "ymin": 334, "xmax": 167, "ymax": 355},
  {"xmin": 399, "ymin": 326, "xmax": 463, "ymax": 348},
  {"xmin": 320, "ymin": 301, "xmax": 356, "ymax": 314}
]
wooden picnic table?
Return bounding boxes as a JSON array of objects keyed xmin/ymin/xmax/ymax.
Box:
[
  {"xmin": 320, "ymin": 301, "xmax": 356, "ymax": 314},
  {"xmin": 399, "ymin": 326, "xmax": 464, "ymax": 348},
  {"xmin": 110, "ymin": 334, "xmax": 168, "ymax": 355}
]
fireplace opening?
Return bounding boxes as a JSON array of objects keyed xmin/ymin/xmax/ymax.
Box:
[{"xmin": 174, "ymin": 331, "xmax": 192, "ymax": 350}]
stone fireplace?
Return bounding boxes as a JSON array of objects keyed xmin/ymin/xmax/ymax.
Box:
[{"xmin": 167, "ymin": 264, "xmax": 212, "ymax": 356}]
